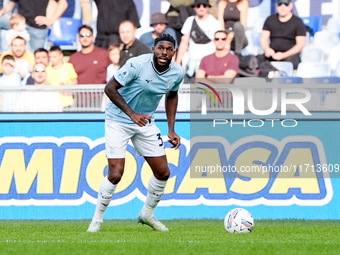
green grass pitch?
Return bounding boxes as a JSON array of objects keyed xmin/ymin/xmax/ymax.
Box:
[{"xmin": 1, "ymin": 220, "xmax": 340, "ymax": 255}]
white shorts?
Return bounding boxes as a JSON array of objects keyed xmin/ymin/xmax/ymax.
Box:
[{"xmin": 105, "ymin": 121, "xmax": 166, "ymax": 158}]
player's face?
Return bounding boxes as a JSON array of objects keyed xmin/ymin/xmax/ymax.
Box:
[
  {"xmin": 193, "ymin": 3, "xmax": 210, "ymax": 18},
  {"xmin": 2, "ymin": 59, "xmax": 15, "ymax": 76},
  {"xmin": 78, "ymin": 28, "xmax": 94, "ymax": 48},
  {"xmin": 109, "ymin": 48, "xmax": 120, "ymax": 65},
  {"xmin": 276, "ymin": 2, "xmax": 293, "ymax": 17},
  {"xmin": 35, "ymin": 51, "xmax": 49, "ymax": 66},
  {"xmin": 153, "ymin": 23, "xmax": 167, "ymax": 35},
  {"xmin": 152, "ymin": 41, "xmax": 175, "ymax": 67},
  {"xmin": 11, "ymin": 39, "xmax": 26, "ymax": 58},
  {"xmin": 48, "ymin": 51, "xmax": 63, "ymax": 66},
  {"xmin": 214, "ymin": 32, "xmax": 228, "ymax": 50},
  {"xmin": 119, "ymin": 22, "xmax": 136, "ymax": 45},
  {"xmin": 32, "ymin": 63, "xmax": 47, "ymax": 84}
]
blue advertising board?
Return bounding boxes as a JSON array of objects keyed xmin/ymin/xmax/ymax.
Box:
[{"xmin": 0, "ymin": 113, "xmax": 339, "ymax": 220}]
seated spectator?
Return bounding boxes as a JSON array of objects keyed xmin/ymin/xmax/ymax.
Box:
[
  {"xmin": 119, "ymin": 20, "xmax": 151, "ymax": 66},
  {"xmin": 139, "ymin": 13, "xmax": 178, "ymax": 51},
  {"xmin": 47, "ymin": 46, "xmax": 77, "ymax": 108},
  {"xmin": 0, "ymin": 55, "xmax": 22, "ymax": 112},
  {"xmin": 26, "ymin": 48, "xmax": 49, "ymax": 85},
  {"xmin": 260, "ymin": 0, "xmax": 306, "ymax": 69},
  {"xmin": 196, "ymin": 30, "xmax": 239, "ymax": 83},
  {"xmin": 0, "ymin": 0, "xmax": 68, "ymax": 51},
  {"xmin": 175, "ymin": 0, "xmax": 221, "ymax": 78},
  {"xmin": 16, "ymin": 62, "xmax": 62, "ymax": 112},
  {"xmin": 217, "ymin": 0, "xmax": 248, "ymax": 54},
  {"xmin": 0, "ymin": 36, "xmax": 34, "ymax": 84},
  {"xmin": 69, "ymin": 25, "xmax": 111, "ymax": 85},
  {"xmin": 5, "ymin": 13, "xmax": 30, "ymax": 53},
  {"xmin": 106, "ymin": 43, "xmax": 121, "ymax": 82},
  {"xmin": 0, "ymin": 1, "xmax": 11, "ymax": 53}
]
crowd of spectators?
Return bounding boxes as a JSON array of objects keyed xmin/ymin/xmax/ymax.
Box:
[{"xmin": 0, "ymin": 0, "xmax": 333, "ymax": 111}]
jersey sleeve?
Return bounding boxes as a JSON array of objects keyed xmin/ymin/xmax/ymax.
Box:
[
  {"xmin": 171, "ymin": 70, "xmax": 184, "ymax": 91},
  {"xmin": 113, "ymin": 58, "xmax": 139, "ymax": 86}
]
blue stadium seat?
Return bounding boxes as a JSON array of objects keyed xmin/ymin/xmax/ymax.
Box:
[
  {"xmin": 327, "ymin": 44, "xmax": 340, "ymax": 72},
  {"xmin": 271, "ymin": 77, "xmax": 303, "ymax": 84},
  {"xmin": 48, "ymin": 18, "xmax": 82, "ymax": 50},
  {"xmin": 300, "ymin": 16, "xmax": 322, "ymax": 36},
  {"xmin": 270, "ymin": 61, "xmax": 293, "ymax": 76},
  {"xmin": 313, "ymin": 31, "xmax": 339, "ymax": 55},
  {"xmin": 300, "ymin": 47, "xmax": 324, "ymax": 62},
  {"xmin": 327, "ymin": 17, "xmax": 340, "ymax": 36},
  {"xmin": 297, "ymin": 62, "xmax": 332, "ymax": 77},
  {"xmin": 308, "ymin": 77, "xmax": 340, "ymax": 84}
]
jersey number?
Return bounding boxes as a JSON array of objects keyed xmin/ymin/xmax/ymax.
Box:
[{"xmin": 157, "ymin": 133, "xmax": 163, "ymax": 147}]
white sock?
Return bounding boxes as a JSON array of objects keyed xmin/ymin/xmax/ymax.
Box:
[
  {"xmin": 93, "ymin": 176, "xmax": 117, "ymax": 223},
  {"xmin": 141, "ymin": 175, "xmax": 167, "ymax": 218}
]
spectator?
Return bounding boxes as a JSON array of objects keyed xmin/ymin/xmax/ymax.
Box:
[
  {"xmin": 0, "ymin": 0, "xmax": 68, "ymax": 51},
  {"xmin": 69, "ymin": 25, "xmax": 111, "ymax": 85},
  {"xmin": 0, "ymin": 36, "xmax": 34, "ymax": 83},
  {"xmin": 166, "ymin": 0, "xmax": 218, "ymax": 44},
  {"xmin": 93, "ymin": 0, "xmax": 140, "ymax": 49},
  {"xmin": 175, "ymin": 0, "xmax": 221, "ymax": 77},
  {"xmin": 5, "ymin": 13, "xmax": 30, "ymax": 52},
  {"xmin": 0, "ymin": 55, "xmax": 22, "ymax": 112},
  {"xmin": 139, "ymin": 13, "xmax": 178, "ymax": 51},
  {"xmin": 119, "ymin": 20, "xmax": 150, "ymax": 66},
  {"xmin": 0, "ymin": 0, "xmax": 11, "ymax": 53},
  {"xmin": 196, "ymin": 30, "xmax": 239, "ymax": 83},
  {"xmin": 16, "ymin": 62, "xmax": 62, "ymax": 112},
  {"xmin": 106, "ymin": 44, "xmax": 121, "ymax": 83},
  {"xmin": 260, "ymin": 0, "xmax": 306, "ymax": 69},
  {"xmin": 217, "ymin": 0, "xmax": 248, "ymax": 54},
  {"xmin": 26, "ymin": 48, "xmax": 49, "ymax": 85},
  {"xmin": 47, "ymin": 46, "xmax": 77, "ymax": 108}
]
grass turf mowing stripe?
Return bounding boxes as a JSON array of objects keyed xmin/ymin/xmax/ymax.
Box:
[{"xmin": 0, "ymin": 220, "xmax": 340, "ymax": 255}]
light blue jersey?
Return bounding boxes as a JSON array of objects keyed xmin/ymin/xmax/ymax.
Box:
[{"xmin": 106, "ymin": 54, "xmax": 184, "ymax": 124}]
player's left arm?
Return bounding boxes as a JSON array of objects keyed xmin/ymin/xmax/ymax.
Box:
[{"xmin": 165, "ymin": 90, "xmax": 180, "ymax": 149}]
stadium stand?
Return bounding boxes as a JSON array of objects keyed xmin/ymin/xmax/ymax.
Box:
[
  {"xmin": 300, "ymin": 16, "xmax": 322, "ymax": 36},
  {"xmin": 270, "ymin": 61, "xmax": 294, "ymax": 77},
  {"xmin": 327, "ymin": 43, "xmax": 340, "ymax": 72},
  {"xmin": 300, "ymin": 47, "xmax": 324, "ymax": 63},
  {"xmin": 271, "ymin": 77, "xmax": 304, "ymax": 84},
  {"xmin": 297, "ymin": 62, "xmax": 332, "ymax": 77},
  {"xmin": 313, "ymin": 30, "xmax": 339, "ymax": 55}
]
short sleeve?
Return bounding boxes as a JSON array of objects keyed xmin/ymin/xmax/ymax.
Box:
[
  {"xmin": 262, "ymin": 16, "xmax": 271, "ymax": 31},
  {"xmin": 67, "ymin": 63, "xmax": 78, "ymax": 80},
  {"xmin": 171, "ymin": 71, "xmax": 184, "ymax": 92},
  {"xmin": 199, "ymin": 56, "xmax": 208, "ymax": 71},
  {"xmin": 296, "ymin": 18, "xmax": 307, "ymax": 36},
  {"xmin": 113, "ymin": 58, "xmax": 139, "ymax": 86},
  {"xmin": 181, "ymin": 16, "xmax": 194, "ymax": 35},
  {"xmin": 228, "ymin": 55, "xmax": 239, "ymax": 72}
]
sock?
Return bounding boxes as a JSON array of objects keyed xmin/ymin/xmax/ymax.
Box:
[
  {"xmin": 141, "ymin": 175, "xmax": 167, "ymax": 218},
  {"xmin": 93, "ymin": 176, "xmax": 116, "ymax": 223}
]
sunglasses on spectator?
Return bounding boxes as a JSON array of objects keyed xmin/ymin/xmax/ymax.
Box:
[
  {"xmin": 195, "ymin": 4, "xmax": 208, "ymax": 8},
  {"xmin": 277, "ymin": 2, "xmax": 289, "ymax": 6},
  {"xmin": 214, "ymin": 37, "xmax": 227, "ymax": 41},
  {"xmin": 79, "ymin": 33, "xmax": 92, "ymax": 38},
  {"xmin": 34, "ymin": 67, "xmax": 46, "ymax": 72}
]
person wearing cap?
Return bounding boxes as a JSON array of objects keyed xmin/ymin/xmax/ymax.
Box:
[
  {"xmin": 175, "ymin": 0, "xmax": 221, "ymax": 77},
  {"xmin": 119, "ymin": 20, "xmax": 151, "ymax": 66},
  {"xmin": 139, "ymin": 12, "xmax": 178, "ymax": 51},
  {"xmin": 260, "ymin": 0, "xmax": 306, "ymax": 69},
  {"xmin": 87, "ymin": 34, "xmax": 184, "ymax": 233},
  {"xmin": 196, "ymin": 30, "xmax": 239, "ymax": 83}
]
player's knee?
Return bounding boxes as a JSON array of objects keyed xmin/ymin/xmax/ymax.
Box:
[
  {"xmin": 107, "ymin": 171, "xmax": 122, "ymax": 184},
  {"xmin": 155, "ymin": 169, "xmax": 170, "ymax": 181}
]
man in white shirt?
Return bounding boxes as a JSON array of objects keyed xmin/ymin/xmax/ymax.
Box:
[{"xmin": 175, "ymin": 0, "xmax": 221, "ymax": 77}]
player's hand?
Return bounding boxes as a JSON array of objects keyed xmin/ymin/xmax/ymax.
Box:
[
  {"xmin": 264, "ymin": 48, "xmax": 275, "ymax": 58},
  {"xmin": 168, "ymin": 131, "xmax": 180, "ymax": 149},
  {"xmin": 130, "ymin": 113, "xmax": 152, "ymax": 127}
]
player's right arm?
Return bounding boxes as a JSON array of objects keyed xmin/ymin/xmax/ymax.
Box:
[{"xmin": 104, "ymin": 78, "xmax": 151, "ymax": 127}]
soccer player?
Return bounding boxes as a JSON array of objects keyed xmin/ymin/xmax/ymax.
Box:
[{"xmin": 87, "ymin": 34, "xmax": 184, "ymax": 232}]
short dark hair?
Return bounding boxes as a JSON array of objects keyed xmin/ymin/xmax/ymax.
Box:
[
  {"xmin": 78, "ymin": 24, "xmax": 93, "ymax": 34},
  {"xmin": 2, "ymin": 54, "xmax": 15, "ymax": 63},
  {"xmin": 34, "ymin": 48, "xmax": 48, "ymax": 56},
  {"xmin": 11, "ymin": 36, "xmax": 26, "ymax": 45},
  {"xmin": 108, "ymin": 43, "xmax": 121, "ymax": 52},
  {"xmin": 154, "ymin": 34, "xmax": 176, "ymax": 47},
  {"xmin": 49, "ymin": 46, "xmax": 63, "ymax": 54},
  {"xmin": 119, "ymin": 20, "xmax": 136, "ymax": 28}
]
